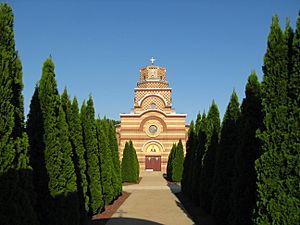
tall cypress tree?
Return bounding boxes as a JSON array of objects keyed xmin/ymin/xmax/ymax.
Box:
[
  {"xmin": 96, "ymin": 118, "xmax": 113, "ymax": 205},
  {"xmin": 195, "ymin": 112, "xmax": 202, "ymax": 135},
  {"xmin": 286, "ymin": 13, "xmax": 300, "ymax": 224},
  {"xmin": 172, "ymin": 140, "xmax": 184, "ymax": 182},
  {"xmin": 56, "ymin": 105, "xmax": 79, "ymax": 225},
  {"xmin": 190, "ymin": 115, "xmax": 202, "ymax": 202},
  {"xmin": 0, "ymin": 3, "xmax": 38, "ymax": 225},
  {"xmin": 100, "ymin": 118, "xmax": 121, "ymax": 202},
  {"xmin": 290, "ymin": 13, "xmax": 300, "ymax": 106},
  {"xmin": 37, "ymin": 58, "xmax": 79, "ymax": 225},
  {"xmin": 71, "ymin": 96, "xmax": 90, "ymax": 214},
  {"xmin": 121, "ymin": 141, "xmax": 133, "ymax": 182},
  {"xmin": 130, "ymin": 140, "xmax": 140, "ymax": 180},
  {"xmin": 199, "ymin": 100, "xmax": 220, "ymax": 213},
  {"xmin": 181, "ymin": 121, "xmax": 195, "ymax": 197},
  {"xmin": 254, "ymin": 15, "xmax": 299, "ymax": 225},
  {"xmin": 81, "ymin": 97, "xmax": 104, "ymax": 214},
  {"xmin": 38, "ymin": 58, "xmax": 62, "ymax": 196},
  {"xmin": 27, "ymin": 86, "xmax": 49, "ymax": 224},
  {"xmin": 107, "ymin": 120, "xmax": 122, "ymax": 199},
  {"xmin": 192, "ymin": 112, "xmax": 208, "ymax": 204},
  {"xmin": 167, "ymin": 143, "xmax": 176, "ymax": 181},
  {"xmin": 229, "ymin": 71, "xmax": 262, "ymax": 225},
  {"xmin": 121, "ymin": 140, "xmax": 139, "ymax": 183},
  {"xmin": 211, "ymin": 90, "xmax": 240, "ymax": 225},
  {"xmin": 61, "ymin": 90, "xmax": 89, "ymax": 223}
]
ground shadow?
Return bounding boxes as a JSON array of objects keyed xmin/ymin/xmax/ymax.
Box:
[
  {"xmin": 122, "ymin": 177, "xmax": 142, "ymax": 186},
  {"xmin": 0, "ymin": 168, "xmax": 39, "ymax": 225},
  {"xmin": 90, "ymin": 217, "xmax": 164, "ymax": 225},
  {"xmin": 163, "ymin": 174, "xmax": 216, "ymax": 225},
  {"xmin": 174, "ymin": 191, "xmax": 216, "ymax": 225}
]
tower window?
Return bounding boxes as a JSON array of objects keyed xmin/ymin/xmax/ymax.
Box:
[{"xmin": 149, "ymin": 103, "xmax": 157, "ymax": 109}]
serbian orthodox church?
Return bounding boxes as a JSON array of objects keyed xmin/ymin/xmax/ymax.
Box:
[{"xmin": 116, "ymin": 58, "xmax": 189, "ymax": 172}]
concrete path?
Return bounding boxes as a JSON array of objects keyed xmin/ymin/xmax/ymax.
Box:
[{"xmin": 106, "ymin": 171, "xmax": 194, "ymax": 225}]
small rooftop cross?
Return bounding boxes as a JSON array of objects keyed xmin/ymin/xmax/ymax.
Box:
[{"xmin": 150, "ymin": 56, "xmax": 156, "ymax": 65}]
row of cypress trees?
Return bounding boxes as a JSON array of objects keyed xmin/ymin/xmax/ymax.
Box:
[
  {"xmin": 0, "ymin": 4, "xmax": 39, "ymax": 225},
  {"xmin": 0, "ymin": 3, "xmax": 122, "ymax": 225},
  {"xmin": 254, "ymin": 14, "xmax": 300, "ymax": 225},
  {"xmin": 27, "ymin": 58, "xmax": 122, "ymax": 225},
  {"xmin": 181, "ymin": 13, "xmax": 300, "ymax": 225},
  {"xmin": 166, "ymin": 140, "xmax": 184, "ymax": 182}
]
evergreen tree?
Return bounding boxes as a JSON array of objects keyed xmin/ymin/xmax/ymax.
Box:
[
  {"xmin": 121, "ymin": 142, "xmax": 132, "ymax": 182},
  {"xmin": 107, "ymin": 120, "xmax": 122, "ymax": 199},
  {"xmin": 96, "ymin": 118, "xmax": 114, "ymax": 205},
  {"xmin": 56, "ymin": 105, "xmax": 79, "ymax": 225},
  {"xmin": 190, "ymin": 115, "xmax": 202, "ymax": 202},
  {"xmin": 27, "ymin": 86, "xmax": 50, "ymax": 225},
  {"xmin": 172, "ymin": 140, "xmax": 184, "ymax": 182},
  {"xmin": 130, "ymin": 140, "xmax": 139, "ymax": 181},
  {"xmin": 211, "ymin": 90, "xmax": 240, "ymax": 225},
  {"xmin": 0, "ymin": 3, "xmax": 38, "ymax": 224},
  {"xmin": 193, "ymin": 112, "xmax": 207, "ymax": 204},
  {"xmin": 195, "ymin": 112, "xmax": 201, "ymax": 135},
  {"xmin": 102, "ymin": 118, "xmax": 121, "ymax": 201},
  {"xmin": 36, "ymin": 58, "xmax": 79, "ymax": 225},
  {"xmin": 167, "ymin": 143, "xmax": 176, "ymax": 181},
  {"xmin": 290, "ymin": 13, "xmax": 300, "ymax": 106},
  {"xmin": 229, "ymin": 71, "xmax": 262, "ymax": 225},
  {"xmin": 61, "ymin": 90, "xmax": 89, "ymax": 223},
  {"xmin": 0, "ymin": 3, "xmax": 24, "ymax": 140},
  {"xmin": 286, "ymin": 13, "xmax": 300, "ymax": 224},
  {"xmin": 81, "ymin": 98, "xmax": 104, "ymax": 214},
  {"xmin": 199, "ymin": 100, "xmax": 220, "ymax": 213},
  {"xmin": 254, "ymin": 15, "xmax": 299, "ymax": 225},
  {"xmin": 181, "ymin": 121, "xmax": 195, "ymax": 197},
  {"xmin": 121, "ymin": 141, "xmax": 139, "ymax": 183},
  {"xmin": 38, "ymin": 58, "xmax": 62, "ymax": 196}
]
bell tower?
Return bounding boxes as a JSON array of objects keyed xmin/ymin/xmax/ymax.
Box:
[{"xmin": 133, "ymin": 59, "xmax": 173, "ymax": 114}]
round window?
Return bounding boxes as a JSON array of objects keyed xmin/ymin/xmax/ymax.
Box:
[
  {"xmin": 149, "ymin": 103, "xmax": 157, "ymax": 109},
  {"xmin": 149, "ymin": 125, "xmax": 158, "ymax": 134}
]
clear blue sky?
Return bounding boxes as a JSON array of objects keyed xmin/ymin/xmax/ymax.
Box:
[{"xmin": 7, "ymin": 0, "xmax": 299, "ymax": 122}]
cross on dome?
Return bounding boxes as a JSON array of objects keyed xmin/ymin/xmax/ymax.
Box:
[{"xmin": 150, "ymin": 57, "xmax": 156, "ymax": 65}]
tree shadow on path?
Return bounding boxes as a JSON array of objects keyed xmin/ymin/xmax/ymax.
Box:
[
  {"xmin": 166, "ymin": 176, "xmax": 216, "ymax": 225},
  {"xmin": 90, "ymin": 217, "xmax": 163, "ymax": 225}
]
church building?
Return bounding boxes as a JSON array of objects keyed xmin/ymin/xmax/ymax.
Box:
[{"xmin": 116, "ymin": 58, "xmax": 189, "ymax": 172}]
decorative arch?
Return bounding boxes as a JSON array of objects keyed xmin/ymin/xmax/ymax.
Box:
[
  {"xmin": 138, "ymin": 94, "xmax": 168, "ymax": 107},
  {"xmin": 139, "ymin": 109, "xmax": 168, "ymax": 117},
  {"xmin": 139, "ymin": 115, "xmax": 167, "ymax": 131},
  {"xmin": 140, "ymin": 95, "xmax": 165, "ymax": 110},
  {"xmin": 142, "ymin": 140, "xmax": 165, "ymax": 153}
]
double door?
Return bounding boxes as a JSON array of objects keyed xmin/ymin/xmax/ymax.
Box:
[{"xmin": 145, "ymin": 156, "xmax": 161, "ymax": 171}]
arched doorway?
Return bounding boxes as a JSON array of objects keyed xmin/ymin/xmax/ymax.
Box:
[{"xmin": 143, "ymin": 141, "xmax": 163, "ymax": 171}]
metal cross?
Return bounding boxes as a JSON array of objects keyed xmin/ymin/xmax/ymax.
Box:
[{"xmin": 150, "ymin": 57, "xmax": 155, "ymax": 65}]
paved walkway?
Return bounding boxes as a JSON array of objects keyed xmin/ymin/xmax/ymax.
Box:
[{"xmin": 106, "ymin": 171, "xmax": 194, "ymax": 225}]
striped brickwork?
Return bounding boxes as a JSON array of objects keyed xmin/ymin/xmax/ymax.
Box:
[{"xmin": 116, "ymin": 64, "xmax": 188, "ymax": 172}]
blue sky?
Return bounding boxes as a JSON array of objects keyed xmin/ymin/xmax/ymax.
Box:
[{"xmin": 7, "ymin": 0, "xmax": 299, "ymax": 122}]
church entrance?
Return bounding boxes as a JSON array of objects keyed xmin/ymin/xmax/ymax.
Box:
[
  {"xmin": 145, "ymin": 156, "xmax": 161, "ymax": 171},
  {"xmin": 143, "ymin": 141, "xmax": 163, "ymax": 171}
]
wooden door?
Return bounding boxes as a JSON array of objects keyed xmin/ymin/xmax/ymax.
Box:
[{"xmin": 145, "ymin": 156, "xmax": 161, "ymax": 171}]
